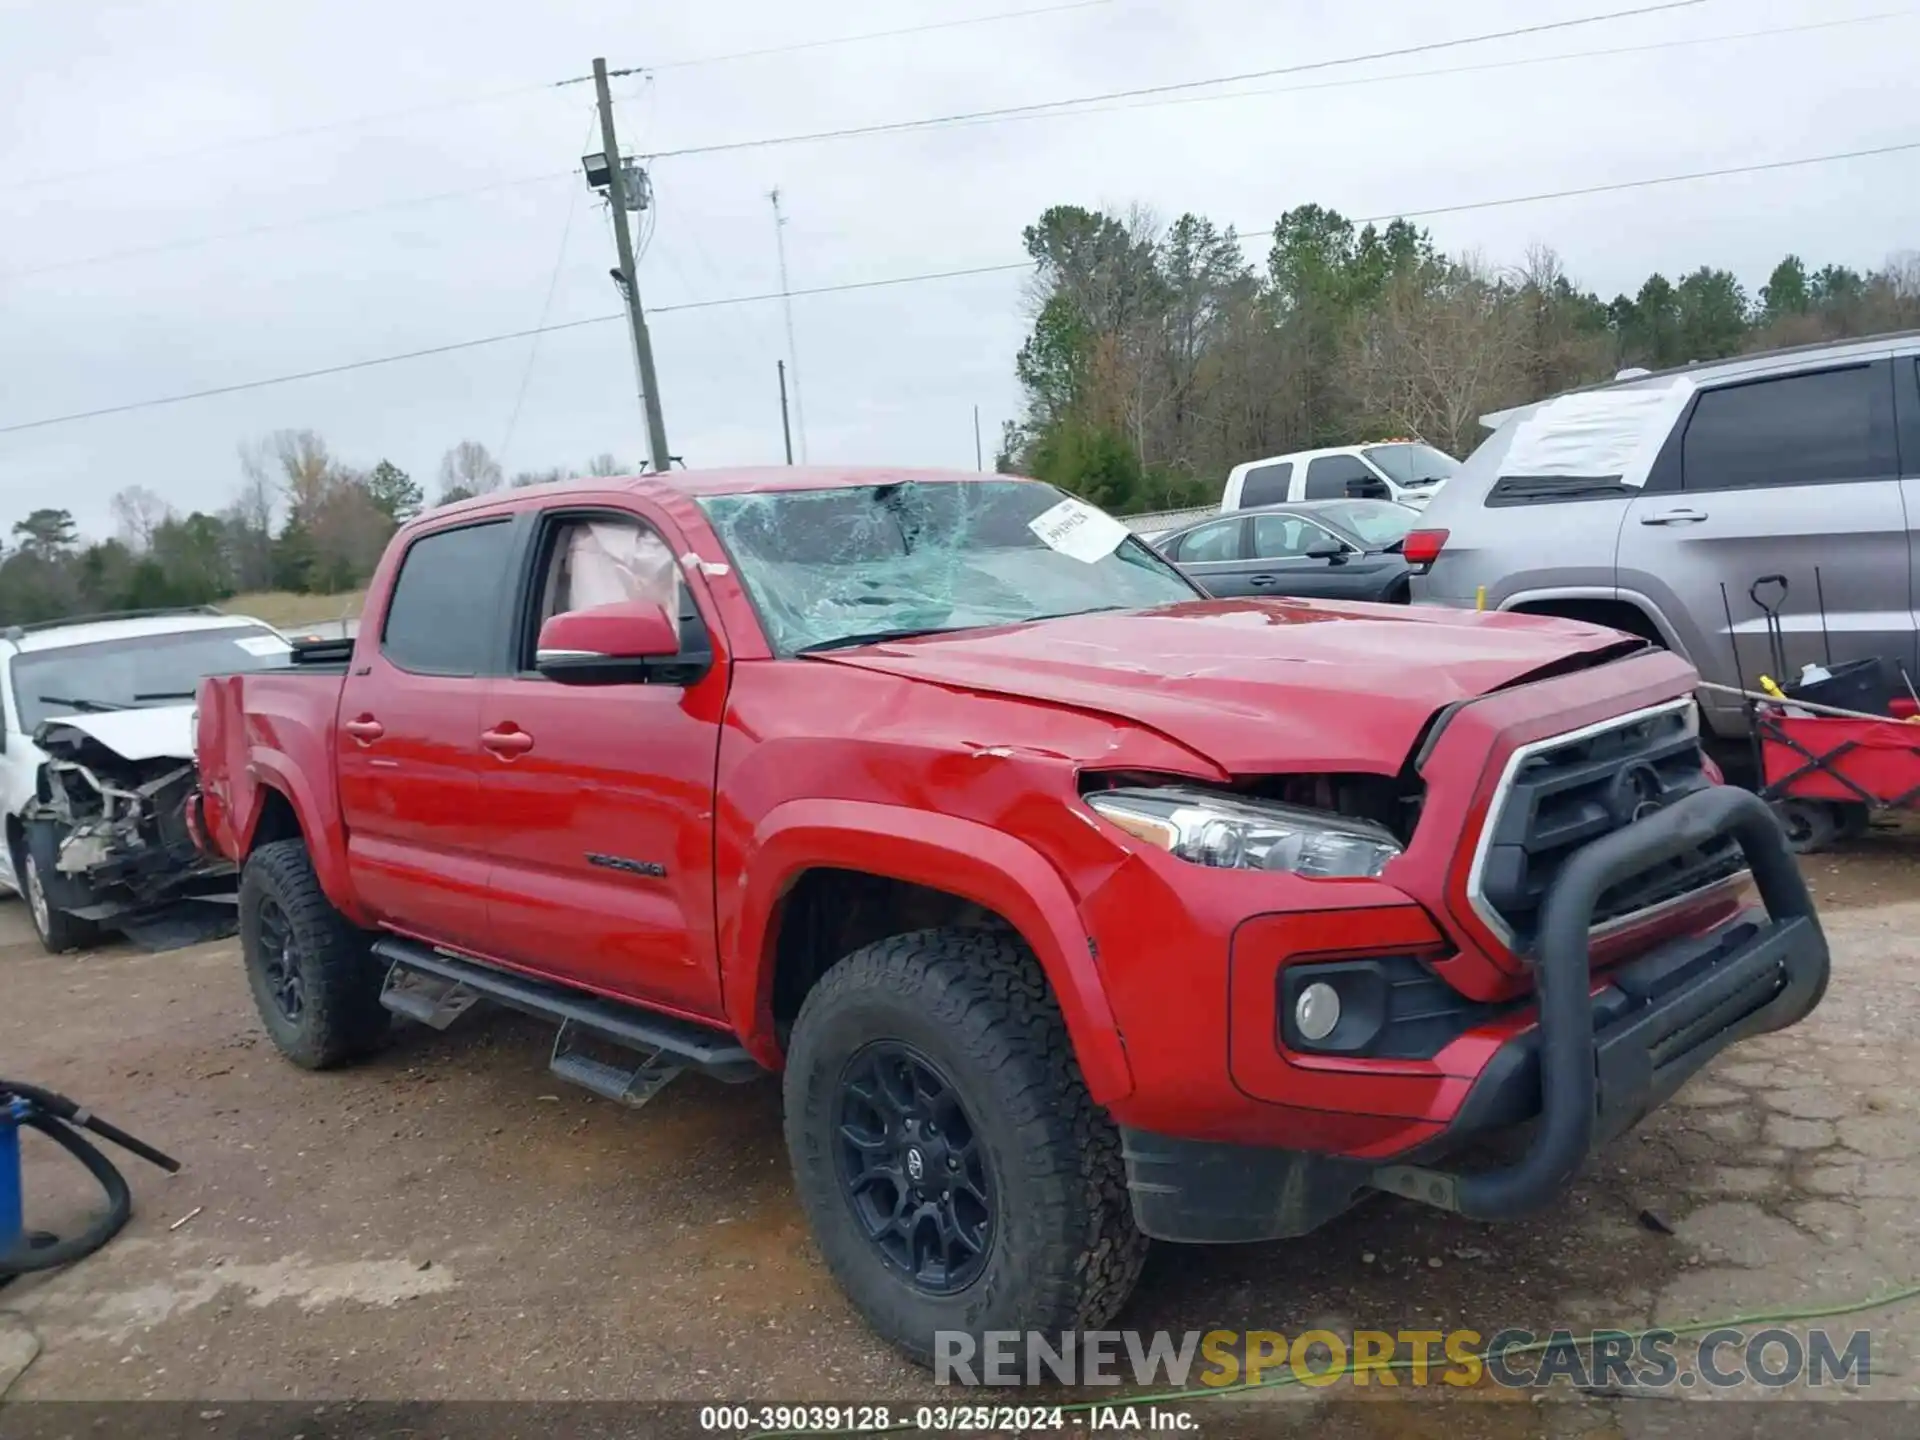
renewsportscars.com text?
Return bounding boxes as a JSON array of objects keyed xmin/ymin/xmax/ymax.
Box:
[{"xmin": 934, "ymin": 1326, "xmax": 1873, "ymax": 1391}]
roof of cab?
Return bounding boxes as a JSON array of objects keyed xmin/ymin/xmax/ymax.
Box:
[{"xmin": 426, "ymin": 465, "xmax": 998, "ymax": 520}]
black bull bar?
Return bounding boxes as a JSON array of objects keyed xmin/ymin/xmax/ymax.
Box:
[{"xmin": 1371, "ymin": 785, "xmax": 1829, "ymax": 1220}]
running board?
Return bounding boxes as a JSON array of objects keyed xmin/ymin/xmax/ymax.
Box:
[{"xmin": 371, "ymin": 938, "xmax": 766, "ymax": 1091}]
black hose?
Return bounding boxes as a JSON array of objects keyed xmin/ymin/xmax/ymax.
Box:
[{"xmin": 0, "ymin": 1079, "xmax": 180, "ymax": 1279}]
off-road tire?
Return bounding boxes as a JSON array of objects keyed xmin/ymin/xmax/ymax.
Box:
[
  {"xmin": 239, "ymin": 838, "xmax": 389, "ymax": 1069},
  {"xmin": 20, "ymin": 822, "xmax": 103, "ymax": 955},
  {"xmin": 783, "ymin": 927, "xmax": 1149, "ymax": 1367}
]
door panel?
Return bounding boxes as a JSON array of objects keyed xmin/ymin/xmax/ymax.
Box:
[
  {"xmin": 1231, "ymin": 513, "xmax": 1400, "ymax": 600},
  {"xmin": 480, "ymin": 511, "xmax": 728, "ymax": 1019},
  {"xmin": 1617, "ymin": 360, "xmax": 1914, "ymax": 734},
  {"xmin": 338, "ymin": 518, "xmax": 515, "ymax": 949}
]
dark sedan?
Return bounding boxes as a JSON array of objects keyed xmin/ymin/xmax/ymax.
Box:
[{"xmin": 1152, "ymin": 498, "xmax": 1419, "ymax": 603}]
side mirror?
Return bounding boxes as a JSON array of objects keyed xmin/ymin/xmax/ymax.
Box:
[
  {"xmin": 535, "ymin": 600, "xmax": 688, "ymax": 685},
  {"xmin": 1305, "ymin": 536, "xmax": 1348, "ymax": 563}
]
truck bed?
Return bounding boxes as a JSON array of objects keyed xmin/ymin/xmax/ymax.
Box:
[{"xmin": 195, "ymin": 664, "xmax": 347, "ymax": 865}]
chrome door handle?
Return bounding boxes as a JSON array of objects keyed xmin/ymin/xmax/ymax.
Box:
[
  {"xmin": 1249, "ymin": 575, "xmax": 1279, "ymax": 587},
  {"xmin": 1640, "ymin": 508, "xmax": 1708, "ymax": 526}
]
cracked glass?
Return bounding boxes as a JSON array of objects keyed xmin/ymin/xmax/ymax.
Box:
[{"xmin": 697, "ymin": 479, "xmax": 1200, "ymax": 655}]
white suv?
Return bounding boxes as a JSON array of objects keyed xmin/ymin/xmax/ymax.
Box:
[
  {"xmin": 2, "ymin": 607, "xmax": 293, "ymax": 952},
  {"xmin": 1222, "ymin": 441, "xmax": 1458, "ymax": 514}
]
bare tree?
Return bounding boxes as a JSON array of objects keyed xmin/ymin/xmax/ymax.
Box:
[
  {"xmin": 226, "ymin": 440, "xmax": 281, "ymax": 591},
  {"xmin": 109, "ymin": 485, "xmax": 173, "ymax": 552},
  {"xmin": 1347, "ymin": 258, "xmax": 1528, "ymax": 457},
  {"xmin": 584, "ymin": 452, "xmax": 622, "ymax": 478},
  {"xmin": 437, "ymin": 440, "xmax": 503, "ymax": 502},
  {"xmin": 272, "ymin": 429, "xmax": 334, "ymax": 520}
]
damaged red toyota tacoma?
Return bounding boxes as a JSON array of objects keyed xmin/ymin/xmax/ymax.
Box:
[{"xmin": 193, "ymin": 468, "xmax": 1828, "ymax": 1362}]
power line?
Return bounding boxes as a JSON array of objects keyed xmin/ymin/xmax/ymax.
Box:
[
  {"xmin": 0, "ymin": 1, "xmax": 1110, "ymax": 192},
  {"xmin": 0, "ymin": 74, "xmax": 621, "ymax": 194},
  {"xmin": 645, "ymin": 0, "xmax": 1714, "ymax": 159},
  {"xmin": 10, "ymin": 7, "xmax": 1895, "ymax": 285},
  {"xmin": 5, "ymin": 135, "xmax": 1914, "ymax": 438},
  {"xmin": 1349, "ymin": 136, "xmax": 1920, "ymax": 224},
  {"xmin": 498, "ymin": 109, "xmax": 600, "ymax": 469},
  {"xmin": 931, "ymin": 8, "xmax": 1919, "ymax": 135},
  {"xmin": 650, "ymin": 0, "xmax": 1113, "ymax": 70},
  {"xmin": 0, "ymin": 171, "xmax": 574, "ymax": 283}
]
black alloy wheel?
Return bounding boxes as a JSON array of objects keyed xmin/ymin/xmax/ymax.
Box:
[{"xmin": 834, "ymin": 1041, "xmax": 995, "ymax": 1295}]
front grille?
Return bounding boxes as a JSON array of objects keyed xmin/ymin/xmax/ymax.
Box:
[{"xmin": 1470, "ymin": 700, "xmax": 1746, "ymax": 954}]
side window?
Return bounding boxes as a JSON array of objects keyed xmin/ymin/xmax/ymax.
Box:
[
  {"xmin": 1252, "ymin": 515, "xmax": 1338, "ymax": 558},
  {"xmin": 1682, "ymin": 365, "xmax": 1894, "ymax": 491},
  {"xmin": 381, "ymin": 520, "xmax": 515, "ymax": 675},
  {"xmin": 1238, "ymin": 463, "xmax": 1292, "ymax": 508},
  {"xmin": 1171, "ymin": 519, "xmax": 1243, "ymax": 564},
  {"xmin": 1304, "ymin": 455, "xmax": 1377, "ymax": 499},
  {"xmin": 532, "ymin": 517, "xmax": 685, "ymax": 650}
]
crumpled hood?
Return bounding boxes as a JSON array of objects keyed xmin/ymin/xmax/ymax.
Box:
[
  {"xmin": 34, "ymin": 705, "xmax": 197, "ymax": 764},
  {"xmin": 811, "ymin": 598, "xmax": 1638, "ymax": 773}
]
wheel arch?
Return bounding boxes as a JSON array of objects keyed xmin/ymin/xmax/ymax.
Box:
[{"xmin": 730, "ymin": 800, "xmax": 1134, "ymax": 1105}]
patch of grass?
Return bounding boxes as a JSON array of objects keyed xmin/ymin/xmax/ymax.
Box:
[{"xmin": 221, "ymin": 590, "xmax": 364, "ymax": 628}]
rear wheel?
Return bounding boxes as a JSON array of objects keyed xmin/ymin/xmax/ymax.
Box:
[
  {"xmin": 782, "ymin": 927, "xmax": 1148, "ymax": 1367},
  {"xmin": 240, "ymin": 838, "xmax": 388, "ymax": 1069}
]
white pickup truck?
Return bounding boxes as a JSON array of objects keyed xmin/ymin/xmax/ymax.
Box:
[{"xmin": 1, "ymin": 607, "xmax": 294, "ymax": 952}]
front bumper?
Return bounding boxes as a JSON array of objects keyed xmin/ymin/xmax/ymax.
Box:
[{"xmin": 1122, "ymin": 786, "xmax": 1828, "ymax": 1242}]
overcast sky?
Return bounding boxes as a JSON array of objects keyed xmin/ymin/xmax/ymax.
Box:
[{"xmin": 3, "ymin": 0, "xmax": 1915, "ymax": 542}]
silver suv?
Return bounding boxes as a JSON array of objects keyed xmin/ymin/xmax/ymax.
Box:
[{"xmin": 1407, "ymin": 332, "xmax": 1920, "ymax": 740}]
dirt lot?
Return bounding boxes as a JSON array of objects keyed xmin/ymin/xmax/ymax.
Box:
[{"xmin": 3, "ymin": 825, "xmax": 1919, "ymax": 1426}]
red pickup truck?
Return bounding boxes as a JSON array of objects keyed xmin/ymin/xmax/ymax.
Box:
[{"xmin": 193, "ymin": 467, "xmax": 1828, "ymax": 1364}]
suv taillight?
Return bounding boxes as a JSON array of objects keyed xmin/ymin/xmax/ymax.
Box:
[{"xmin": 1402, "ymin": 528, "xmax": 1448, "ymax": 566}]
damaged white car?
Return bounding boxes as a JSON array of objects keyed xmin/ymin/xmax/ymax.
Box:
[{"xmin": 2, "ymin": 608, "xmax": 294, "ymax": 953}]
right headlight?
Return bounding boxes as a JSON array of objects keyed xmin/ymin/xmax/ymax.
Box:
[{"xmin": 1085, "ymin": 785, "xmax": 1402, "ymax": 879}]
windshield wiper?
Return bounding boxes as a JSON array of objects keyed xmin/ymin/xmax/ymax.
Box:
[
  {"xmin": 797, "ymin": 625, "xmax": 966, "ymax": 654},
  {"xmin": 132, "ymin": 690, "xmax": 199, "ymax": 702},
  {"xmin": 37, "ymin": 694, "xmax": 127, "ymax": 714}
]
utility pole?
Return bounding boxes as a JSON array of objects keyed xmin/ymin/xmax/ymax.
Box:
[
  {"xmin": 591, "ymin": 57, "xmax": 670, "ymax": 474},
  {"xmin": 777, "ymin": 361, "xmax": 794, "ymax": 464},
  {"xmin": 769, "ymin": 188, "xmax": 807, "ymax": 463},
  {"xmin": 973, "ymin": 406, "xmax": 983, "ymax": 470}
]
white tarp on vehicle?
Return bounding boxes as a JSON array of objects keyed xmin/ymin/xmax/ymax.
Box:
[{"xmin": 1496, "ymin": 378, "xmax": 1697, "ymax": 488}]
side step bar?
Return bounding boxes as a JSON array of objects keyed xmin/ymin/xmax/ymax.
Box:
[{"xmin": 371, "ymin": 939, "xmax": 766, "ymax": 1103}]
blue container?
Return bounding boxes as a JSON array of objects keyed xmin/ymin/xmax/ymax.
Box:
[{"xmin": 0, "ymin": 1097, "xmax": 25, "ymax": 1254}]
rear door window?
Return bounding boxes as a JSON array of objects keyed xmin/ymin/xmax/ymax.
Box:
[
  {"xmin": 381, "ymin": 520, "xmax": 515, "ymax": 675},
  {"xmin": 1170, "ymin": 519, "xmax": 1245, "ymax": 563},
  {"xmin": 1252, "ymin": 515, "xmax": 1340, "ymax": 558},
  {"xmin": 1237, "ymin": 463, "xmax": 1292, "ymax": 507},
  {"xmin": 1681, "ymin": 364, "xmax": 1895, "ymax": 491},
  {"xmin": 1304, "ymin": 454, "xmax": 1379, "ymax": 499}
]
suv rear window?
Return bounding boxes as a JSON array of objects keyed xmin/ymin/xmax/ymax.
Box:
[
  {"xmin": 1681, "ymin": 364, "xmax": 1894, "ymax": 491},
  {"xmin": 1238, "ymin": 463, "xmax": 1291, "ymax": 507},
  {"xmin": 382, "ymin": 520, "xmax": 515, "ymax": 674}
]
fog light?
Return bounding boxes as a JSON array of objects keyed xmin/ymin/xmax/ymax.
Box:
[{"xmin": 1295, "ymin": 982, "xmax": 1341, "ymax": 1042}]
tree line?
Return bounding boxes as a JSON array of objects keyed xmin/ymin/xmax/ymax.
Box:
[
  {"xmin": 997, "ymin": 202, "xmax": 1920, "ymax": 513},
  {"xmin": 0, "ymin": 438, "xmax": 633, "ymax": 625}
]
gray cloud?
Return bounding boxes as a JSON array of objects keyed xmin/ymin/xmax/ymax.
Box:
[{"xmin": 3, "ymin": 0, "xmax": 1915, "ymax": 538}]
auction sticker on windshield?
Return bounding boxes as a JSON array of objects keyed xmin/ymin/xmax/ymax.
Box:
[{"xmin": 1028, "ymin": 498, "xmax": 1128, "ymax": 564}]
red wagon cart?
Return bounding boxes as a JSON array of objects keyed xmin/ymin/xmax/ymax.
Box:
[{"xmin": 1740, "ymin": 696, "xmax": 1920, "ymax": 852}]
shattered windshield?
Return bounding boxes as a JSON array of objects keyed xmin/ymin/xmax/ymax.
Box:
[
  {"xmin": 12, "ymin": 625, "xmax": 292, "ymax": 732},
  {"xmin": 697, "ymin": 479, "xmax": 1201, "ymax": 655}
]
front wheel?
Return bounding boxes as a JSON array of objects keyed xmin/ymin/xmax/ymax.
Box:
[
  {"xmin": 20, "ymin": 824, "xmax": 102, "ymax": 954},
  {"xmin": 239, "ymin": 838, "xmax": 389, "ymax": 1069},
  {"xmin": 782, "ymin": 927, "xmax": 1148, "ymax": 1367}
]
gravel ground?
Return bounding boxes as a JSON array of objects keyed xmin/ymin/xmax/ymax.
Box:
[{"xmin": 1, "ymin": 835, "xmax": 1917, "ymax": 1428}]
